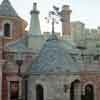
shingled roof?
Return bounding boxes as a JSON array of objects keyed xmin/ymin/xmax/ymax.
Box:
[
  {"xmin": 30, "ymin": 34, "xmax": 81, "ymax": 74},
  {"xmin": 0, "ymin": 0, "xmax": 18, "ymax": 17}
]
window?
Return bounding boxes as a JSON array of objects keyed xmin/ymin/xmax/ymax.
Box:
[
  {"xmin": 4, "ymin": 23, "xmax": 11, "ymax": 37},
  {"xmin": 10, "ymin": 81, "xmax": 19, "ymax": 100},
  {"xmin": 93, "ymin": 55, "xmax": 99, "ymax": 61},
  {"xmin": 85, "ymin": 84, "xmax": 94, "ymax": 100}
]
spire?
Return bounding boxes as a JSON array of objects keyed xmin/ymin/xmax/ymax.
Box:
[
  {"xmin": 29, "ymin": 2, "xmax": 41, "ymax": 35},
  {"xmin": 0, "ymin": 0, "xmax": 18, "ymax": 17}
]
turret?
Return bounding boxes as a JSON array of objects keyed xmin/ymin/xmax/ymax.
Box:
[
  {"xmin": 0, "ymin": 0, "xmax": 27, "ymax": 39},
  {"xmin": 29, "ymin": 2, "xmax": 41, "ymax": 35}
]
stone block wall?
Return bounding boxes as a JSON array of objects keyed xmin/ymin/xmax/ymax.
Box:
[{"xmin": 28, "ymin": 74, "xmax": 80, "ymax": 100}]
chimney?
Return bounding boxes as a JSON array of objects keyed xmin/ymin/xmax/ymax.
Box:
[{"xmin": 61, "ymin": 5, "xmax": 72, "ymax": 37}]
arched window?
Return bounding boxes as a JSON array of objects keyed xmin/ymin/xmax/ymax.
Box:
[
  {"xmin": 36, "ymin": 84, "xmax": 44, "ymax": 100},
  {"xmin": 85, "ymin": 84, "xmax": 94, "ymax": 100},
  {"xmin": 70, "ymin": 80, "xmax": 80, "ymax": 100},
  {"xmin": 4, "ymin": 23, "xmax": 11, "ymax": 37}
]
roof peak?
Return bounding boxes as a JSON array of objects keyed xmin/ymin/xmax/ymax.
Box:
[
  {"xmin": 2, "ymin": 0, "xmax": 11, "ymax": 6},
  {"xmin": 2, "ymin": 0, "xmax": 12, "ymax": 6},
  {"xmin": 47, "ymin": 33, "xmax": 58, "ymax": 41},
  {"xmin": 3, "ymin": 0, "xmax": 9, "ymax": 2},
  {"xmin": 0, "ymin": 0, "xmax": 18, "ymax": 17}
]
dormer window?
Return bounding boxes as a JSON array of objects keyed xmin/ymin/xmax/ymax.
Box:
[{"xmin": 4, "ymin": 23, "xmax": 10, "ymax": 37}]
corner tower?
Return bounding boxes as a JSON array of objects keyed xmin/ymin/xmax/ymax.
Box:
[
  {"xmin": 0, "ymin": 0, "xmax": 27, "ymax": 39},
  {"xmin": 29, "ymin": 2, "xmax": 41, "ymax": 35},
  {"xmin": 0, "ymin": 0, "xmax": 27, "ymax": 59},
  {"xmin": 61, "ymin": 5, "xmax": 72, "ymax": 36}
]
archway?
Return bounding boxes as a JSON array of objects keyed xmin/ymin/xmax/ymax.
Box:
[
  {"xmin": 36, "ymin": 84, "xmax": 44, "ymax": 100},
  {"xmin": 85, "ymin": 84, "xmax": 94, "ymax": 100},
  {"xmin": 70, "ymin": 80, "xmax": 80, "ymax": 100}
]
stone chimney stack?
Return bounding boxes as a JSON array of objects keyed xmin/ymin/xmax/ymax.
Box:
[
  {"xmin": 29, "ymin": 2, "xmax": 41, "ymax": 35},
  {"xmin": 61, "ymin": 5, "xmax": 72, "ymax": 36}
]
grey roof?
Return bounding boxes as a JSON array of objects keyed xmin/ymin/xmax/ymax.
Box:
[
  {"xmin": 7, "ymin": 36, "xmax": 27, "ymax": 51},
  {"xmin": 0, "ymin": 0, "xmax": 18, "ymax": 17},
  {"xmin": 31, "ymin": 35, "xmax": 81, "ymax": 74}
]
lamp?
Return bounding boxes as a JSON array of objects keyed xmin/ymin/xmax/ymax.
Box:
[
  {"xmin": 16, "ymin": 51, "xmax": 23, "ymax": 76},
  {"xmin": 15, "ymin": 51, "xmax": 24, "ymax": 100},
  {"xmin": 16, "ymin": 59, "xmax": 23, "ymax": 76}
]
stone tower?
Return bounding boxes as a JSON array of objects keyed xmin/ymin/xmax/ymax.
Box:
[
  {"xmin": 29, "ymin": 2, "xmax": 41, "ymax": 35},
  {"xmin": 61, "ymin": 5, "xmax": 72, "ymax": 36}
]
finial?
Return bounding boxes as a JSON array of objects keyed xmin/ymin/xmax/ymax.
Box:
[
  {"xmin": 30, "ymin": 2, "xmax": 39, "ymax": 14},
  {"xmin": 33, "ymin": 2, "xmax": 37, "ymax": 11}
]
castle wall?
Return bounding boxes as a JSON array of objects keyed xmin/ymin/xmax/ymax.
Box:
[{"xmin": 28, "ymin": 74, "xmax": 80, "ymax": 100}]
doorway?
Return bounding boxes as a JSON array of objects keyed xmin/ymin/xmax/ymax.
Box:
[{"xmin": 36, "ymin": 84, "xmax": 44, "ymax": 100}]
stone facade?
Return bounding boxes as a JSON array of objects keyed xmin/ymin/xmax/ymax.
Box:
[
  {"xmin": 0, "ymin": 0, "xmax": 100, "ymax": 100},
  {"xmin": 28, "ymin": 74, "xmax": 80, "ymax": 100}
]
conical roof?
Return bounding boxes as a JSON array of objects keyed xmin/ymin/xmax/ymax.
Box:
[
  {"xmin": 0, "ymin": 0, "xmax": 18, "ymax": 17},
  {"xmin": 30, "ymin": 35, "xmax": 81, "ymax": 74}
]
